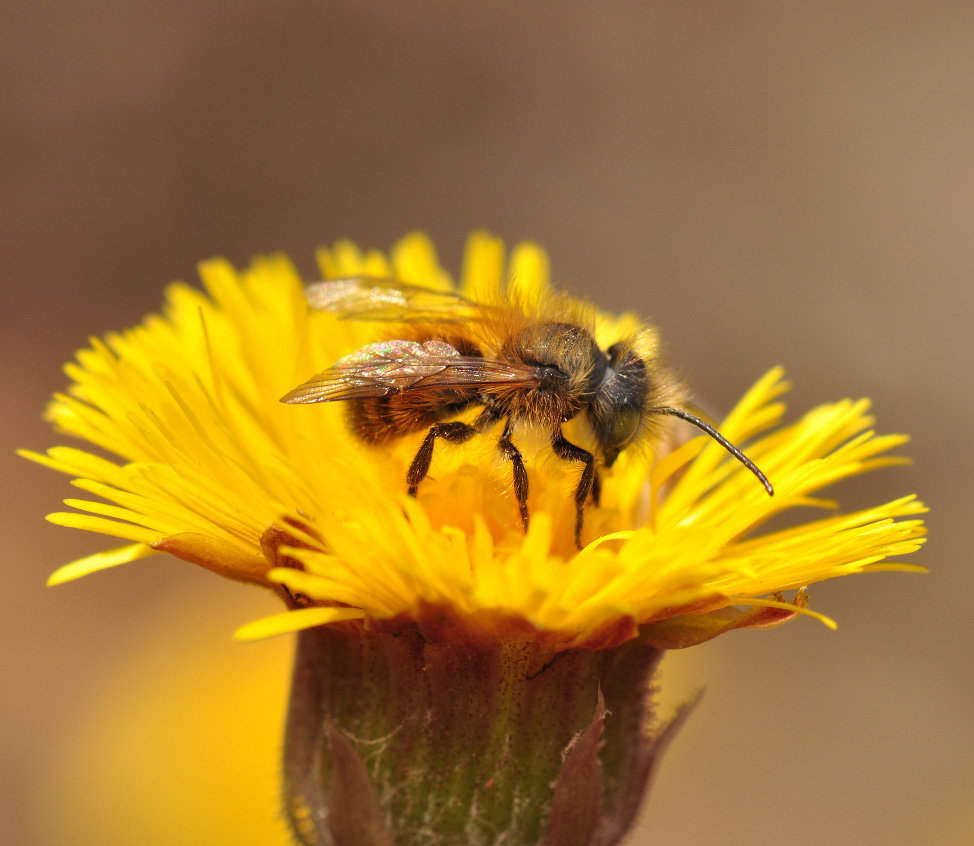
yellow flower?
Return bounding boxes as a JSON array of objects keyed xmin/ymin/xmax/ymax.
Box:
[
  {"xmin": 23, "ymin": 230, "xmax": 925, "ymax": 645},
  {"xmin": 23, "ymin": 231, "xmax": 926, "ymax": 846}
]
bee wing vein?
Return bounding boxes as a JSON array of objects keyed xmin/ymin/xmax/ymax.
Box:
[
  {"xmin": 305, "ymin": 277, "xmax": 485, "ymax": 323},
  {"xmin": 281, "ymin": 339, "xmax": 542, "ymax": 404}
]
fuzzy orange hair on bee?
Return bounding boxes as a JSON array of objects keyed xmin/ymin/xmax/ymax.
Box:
[{"xmin": 282, "ymin": 276, "xmax": 773, "ymax": 546}]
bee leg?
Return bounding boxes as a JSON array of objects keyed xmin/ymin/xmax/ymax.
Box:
[
  {"xmin": 551, "ymin": 429, "xmax": 596, "ymax": 548},
  {"xmin": 406, "ymin": 421, "xmax": 479, "ymax": 496},
  {"xmin": 591, "ymin": 469, "xmax": 602, "ymax": 507},
  {"xmin": 497, "ymin": 422, "xmax": 529, "ymax": 530}
]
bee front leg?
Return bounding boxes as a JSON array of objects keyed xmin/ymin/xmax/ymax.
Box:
[
  {"xmin": 497, "ymin": 420, "xmax": 529, "ymax": 531},
  {"xmin": 551, "ymin": 429, "xmax": 596, "ymax": 548}
]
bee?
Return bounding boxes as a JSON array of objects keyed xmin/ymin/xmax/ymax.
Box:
[{"xmin": 282, "ymin": 276, "xmax": 772, "ymax": 546}]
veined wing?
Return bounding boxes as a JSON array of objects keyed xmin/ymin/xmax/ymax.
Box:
[
  {"xmin": 304, "ymin": 277, "xmax": 489, "ymax": 323},
  {"xmin": 281, "ymin": 339, "xmax": 542, "ymax": 404}
]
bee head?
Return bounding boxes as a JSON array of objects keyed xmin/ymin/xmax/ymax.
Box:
[{"xmin": 587, "ymin": 342, "xmax": 649, "ymax": 467}]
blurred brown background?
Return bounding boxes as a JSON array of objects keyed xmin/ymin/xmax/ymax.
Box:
[{"xmin": 3, "ymin": 3, "xmax": 970, "ymax": 844}]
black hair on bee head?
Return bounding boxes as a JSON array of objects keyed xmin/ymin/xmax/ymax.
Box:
[{"xmin": 586, "ymin": 343, "xmax": 651, "ymax": 466}]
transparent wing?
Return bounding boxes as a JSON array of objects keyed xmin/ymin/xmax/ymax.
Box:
[
  {"xmin": 281, "ymin": 339, "xmax": 543, "ymax": 404},
  {"xmin": 304, "ymin": 277, "xmax": 488, "ymax": 323}
]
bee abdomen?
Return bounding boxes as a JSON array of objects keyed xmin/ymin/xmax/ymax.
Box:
[
  {"xmin": 348, "ymin": 393, "xmax": 477, "ymax": 444},
  {"xmin": 348, "ymin": 397, "xmax": 398, "ymax": 444}
]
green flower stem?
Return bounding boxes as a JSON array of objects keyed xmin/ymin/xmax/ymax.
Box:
[{"xmin": 284, "ymin": 605, "xmax": 692, "ymax": 846}]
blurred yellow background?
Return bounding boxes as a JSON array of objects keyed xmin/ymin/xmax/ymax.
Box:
[{"xmin": 3, "ymin": 3, "xmax": 969, "ymax": 844}]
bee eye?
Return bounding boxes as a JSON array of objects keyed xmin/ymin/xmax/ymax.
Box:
[{"xmin": 610, "ymin": 406, "xmax": 641, "ymax": 448}]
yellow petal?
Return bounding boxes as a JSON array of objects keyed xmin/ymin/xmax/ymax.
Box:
[
  {"xmin": 233, "ymin": 606, "xmax": 366, "ymax": 641},
  {"xmin": 48, "ymin": 543, "xmax": 158, "ymax": 586}
]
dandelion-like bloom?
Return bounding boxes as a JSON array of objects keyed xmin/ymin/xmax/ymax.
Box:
[{"xmin": 23, "ymin": 232, "xmax": 926, "ymax": 846}]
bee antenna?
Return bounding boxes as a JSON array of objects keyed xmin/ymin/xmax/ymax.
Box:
[{"xmin": 657, "ymin": 407, "xmax": 774, "ymax": 496}]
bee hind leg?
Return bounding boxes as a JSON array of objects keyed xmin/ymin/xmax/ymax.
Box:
[
  {"xmin": 406, "ymin": 421, "xmax": 479, "ymax": 495},
  {"xmin": 551, "ymin": 429, "xmax": 596, "ymax": 549},
  {"xmin": 406, "ymin": 409, "xmax": 502, "ymax": 497},
  {"xmin": 497, "ymin": 421, "xmax": 529, "ymax": 531}
]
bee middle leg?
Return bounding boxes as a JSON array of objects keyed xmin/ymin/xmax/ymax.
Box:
[
  {"xmin": 497, "ymin": 420, "xmax": 529, "ymax": 530},
  {"xmin": 591, "ymin": 470, "xmax": 602, "ymax": 507},
  {"xmin": 551, "ymin": 429, "xmax": 596, "ymax": 548}
]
